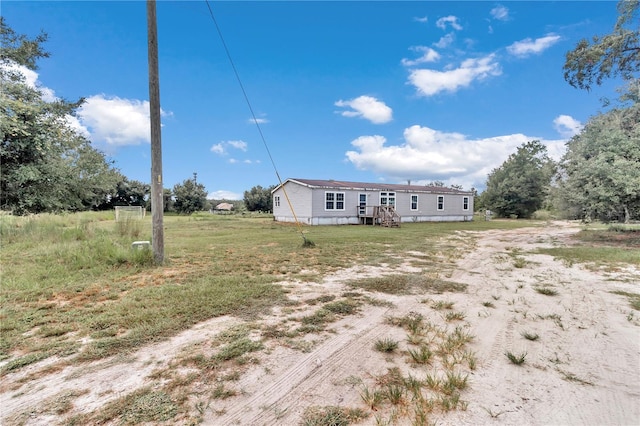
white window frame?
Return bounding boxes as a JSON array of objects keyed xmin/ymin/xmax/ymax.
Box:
[
  {"xmin": 380, "ymin": 192, "xmax": 396, "ymax": 207},
  {"xmin": 410, "ymin": 194, "xmax": 418, "ymax": 211},
  {"xmin": 437, "ymin": 195, "xmax": 444, "ymax": 211},
  {"xmin": 463, "ymin": 196, "xmax": 469, "ymax": 211},
  {"xmin": 274, "ymin": 195, "xmax": 280, "ymax": 208},
  {"xmin": 325, "ymin": 191, "xmax": 345, "ymax": 211}
]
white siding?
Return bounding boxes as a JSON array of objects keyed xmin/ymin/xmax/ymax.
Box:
[{"xmin": 272, "ymin": 183, "xmax": 313, "ymax": 224}]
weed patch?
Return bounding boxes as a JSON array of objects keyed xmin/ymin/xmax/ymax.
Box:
[
  {"xmin": 505, "ymin": 351, "xmax": 527, "ymax": 365},
  {"xmin": 408, "ymin": 345, "xmax": 433, "ymax": 364},
  {"xmin": 75, "ymin": 388, "xmax": 178, "ymax": 425},
  {"xmin": 348, "ymin": 274, "xmax": 466, "ymax": 295},
  {"xmin": 301, "ymin": 405, "xmax": 368, "ymax": 426},
  {"xmin": 521, "ymin": 331, "xmax": 540, "ymax": 341},
  {"xmin": 534, "ymin": 286, "xmax": 559, "ymax": 296},
  {"xmin": 557, "ymin": 369, "xmax": 594, "ymax": 385},
  {"xmin": 374, "ymin": 338, "xmax": 399, "ymax": 353},
  {"xmin": 214, "ymin": 338, "xmax": 263, "ymax": 362}
]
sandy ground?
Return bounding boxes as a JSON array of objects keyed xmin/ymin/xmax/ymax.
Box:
[{"xmin": 1, "ymin": 221, "xmax": 639, "ymax": 425}]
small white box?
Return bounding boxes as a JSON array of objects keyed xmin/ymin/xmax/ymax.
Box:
[{"xmin": 131, "ymin": 241, "xmax": 151, "ymax": 250}]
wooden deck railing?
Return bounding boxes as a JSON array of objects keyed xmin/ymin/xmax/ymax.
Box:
[{"xmin": 357, "ymin": 205, "xmax": 401, "ymax": 227}]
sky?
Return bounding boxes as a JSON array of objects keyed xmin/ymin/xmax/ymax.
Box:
[{"xmin": 3, "ymin": 1, "xmax": 624, "ymax": 200}]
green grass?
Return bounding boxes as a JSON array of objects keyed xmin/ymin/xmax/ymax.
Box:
[
  {"xmin": 444, "ymin": 311, "xmax": 466, "ymax": 322},
  {"xmin": 536, "ymin": 226, "xmax": 640, "ymax": 266},
  {"xmin": 214, "ymin": 338, "xmax": 264, "ymax": 362},
  {"xmin": 505, "ymin": 351, "xmax": 527, "ymax": 365},
  {"xmin": 374, "ymin": 337, "xmax": 399, "ymax": 353},
  {"xmin": 296, "ymin": 298, "xmax": 361, "ymax": 333},
  {"xmin": 0, "ymin": 212, "xmax": 539, "ymax": 370},
  {"xmin": 537, "ymin": 246, "xmax": 640, "ymax": 266},
  {"xmin": 431, "ymin": 300, "xmax": 455, "ymax": 310},
  {"xmin": 407, "ymin": 345, "xmax": 433, "ymax": 364}
]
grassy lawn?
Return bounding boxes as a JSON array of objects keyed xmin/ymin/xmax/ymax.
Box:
[
  {"xmin": 0, "ymin": 211, "xmax": 538, "ymax": 372},
  {"xmin": 536, "ymin": 224, "xmax": 640, "ymax": 267}
]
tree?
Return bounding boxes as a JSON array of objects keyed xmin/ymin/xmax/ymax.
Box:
[
  {"xmin": 111, "ymin": 178, "xmax": 149, "ymax": 208},
  {"xmin": 243, "ymin": 185, "xmax": 275, "ymax": 212},
  {"xmin": 555, "ymin": 101, "xmax": 640, "ymax": 223},
  {"xmin": 1, "ymin": 18, "xmax": 120, "ymax": 214},
  {"xmin": 563, "ymin": 0, "xmax": 639, "ymax": 91},
  {"xmin": 96, "ymin": 177, "xmax": 150, "ymax": 210},
  {"xmin": 483, "ymin": 141, "xmax": 556, "ymax": 218},
  {"xmin": 173, "ymin": 176, "xmax": 207, "ymax": 214},
  {"xmin": 145, "ymin": 187, "xmax": 174, "ymax": 212},
  {"xmin": 162, "ymin": 188, "xmax": 174, "ymax": 213}
]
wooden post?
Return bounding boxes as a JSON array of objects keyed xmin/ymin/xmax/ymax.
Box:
[{"xmin": 147, "ymin": 0, "xmax": 164, "ymax": 264}]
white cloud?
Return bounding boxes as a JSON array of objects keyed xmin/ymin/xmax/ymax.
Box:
[
  {"xmin": 345, "ymin": 125, "xmax": 566, "ymax": 190},
  {"xmin": 436, "ymin": 16, "xmax": 463, "ymax": 31},
  {"xmin": 507, "ymin": 34, "xmax": 561, "ymax": 57},
  {"xmin": 553, "ymin": 115, "xmax": 583, "ymax": 138},
  {"xmin": 65, "ymin": 115, "xmax": 91, "ymax": 139},
  {"xmin": 335, "ymin": 95, "xmax": 393, "ymax": 124},
  {"xmin": 77, "ymin": 95, "xmax": 171, "ymax": 146},
  {"xmin": 407, "ymin": 54, "xmax": 501, "ymax": 97},
  {"xmin": 402, "ymin": 46, "xmax": 441, "ymax": 66},
  {"xmin": 210, "ymin": 143, "xmax": 225, "ymax": 154},
  {"xmin": 490, "ymin": 5, "xmax": 509, "ymax": 21},
  {"xmin": 433, "ymin": 33, "xmax": 455, "ymax": 49},
  {"xmin": 248, "ymin": 117, "xmax": 269, "ymax": 124},
  {"xmin": 3, "ymin": 64, "xmax": 170, "ymax": 146},
  {"xmin": 208, "ymin": 190, "xmax": 241, "ymax": 200},
  {"xmin": 210, "ymin": 140, "xmax": 248, "ymax": 155},
  {"xmin": 2, "ymin": 62, "xmax": 57, "ymax": 102},
  {"xmin": 414, "ymin": 16, "xmax": 428, "ymax": 23},
  {"xmin": 228, "ymin": 140, "xmax": 248, "ymax": 151}
]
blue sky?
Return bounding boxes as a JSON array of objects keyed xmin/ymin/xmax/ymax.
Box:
[{"xmin": 4, "ymin": 1, "xmax": 622, "ymax": 199}]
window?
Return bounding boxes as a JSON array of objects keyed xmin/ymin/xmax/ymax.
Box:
[
  {"xmin": 410, "ymin": 195, "xmax": 418, "ymax": 210},
  {"xmin": 325, "ymin": 192, "xmax": 345, "ymax": 210},
  {"xmin": 274, "ymin": 196, "xmax": 280, "ymax": 208},
  {"xmin": 463, "ymin": 196, "xmax": 469, "ymax": 210},
  {"xmin": 380, "ymin": 192, "xmax": 396, "ymax": 206},
  {"xmin": 437, "ymin": 196, "xmax": 444, "ymax": 211}
]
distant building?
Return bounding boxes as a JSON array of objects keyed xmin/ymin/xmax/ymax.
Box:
[
  {"xmin": 214, "ymin": 202, "xmax": 234, "ymax": 211},
  {"xmin": 272, "ymin": 178, "xmax": 474, "ymax": 226}
]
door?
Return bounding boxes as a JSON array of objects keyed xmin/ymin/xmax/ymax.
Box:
[{"xmin": 358, "ymin": 193, "xmax": 367, "ymax": 215}]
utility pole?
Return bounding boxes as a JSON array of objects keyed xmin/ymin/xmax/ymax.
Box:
[{"xmin": 147, "ymin": 0, "xmax": 164, "ymax": 264}]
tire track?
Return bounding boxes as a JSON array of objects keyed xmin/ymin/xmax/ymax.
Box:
[{"xmin": 211, "ymin": 305, "xmax": 391, "ymax": 425}]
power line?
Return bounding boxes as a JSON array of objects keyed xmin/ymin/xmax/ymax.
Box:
[{"xmin": 203, "ymin": 0, "xmax": 312, "ymax": 245}]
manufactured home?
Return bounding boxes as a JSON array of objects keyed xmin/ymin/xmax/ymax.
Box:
[{"xmin": 272, "ymin": 179, "xmax": 474, "ymax": 226}]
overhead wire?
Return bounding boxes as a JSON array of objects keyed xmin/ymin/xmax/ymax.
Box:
[{"xmin": 203, "ymin": 0, "xmax": 312, "ymax": 245}]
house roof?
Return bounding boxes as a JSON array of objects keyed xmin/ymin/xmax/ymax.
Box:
[
  {"xmin": 215, "ymin": 202, "xmax": 234, "ymax": 210},
  {"xmin": 275, "ymin": 178, "xmax": 473, "ymax": 195}
]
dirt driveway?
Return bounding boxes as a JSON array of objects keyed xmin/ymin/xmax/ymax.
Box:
[{"xmin": 2, "ymin": 221, "xmax": 639, "ymax": 425}]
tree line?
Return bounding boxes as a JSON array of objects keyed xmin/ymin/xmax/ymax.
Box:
[
  {"xmin": 478, "ymin": 0, "xmax": 639, "ymax": 222},
  {"xmin": 0, "ymin": 18, "xmax": 275, "ymax": 216}
]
